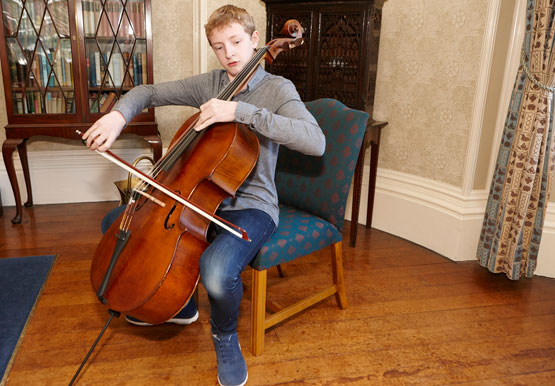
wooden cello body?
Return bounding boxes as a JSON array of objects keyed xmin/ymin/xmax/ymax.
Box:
[
  {"xmin": 89, "ymin": 20, "xmax": 304, "ymax": 324},
  {"xmin": 90, "ymin": 116, "xmax": 258, "ymax": 323}
]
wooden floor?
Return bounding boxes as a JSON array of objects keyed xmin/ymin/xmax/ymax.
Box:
[{"xmin": 1, "ymin": 202, "xmax": 555, "ymax": 385}]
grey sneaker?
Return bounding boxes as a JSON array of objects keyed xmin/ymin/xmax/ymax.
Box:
[{"xmin": 211, "ymin": 332, "xmax": 248, "ymax": 386}]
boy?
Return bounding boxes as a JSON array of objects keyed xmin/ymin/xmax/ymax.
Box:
[{"xmin": 83, "ymin": 5, "xmax": 325, "ymax": 386}]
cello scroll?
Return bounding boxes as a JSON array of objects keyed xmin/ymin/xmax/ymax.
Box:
[{"xmin": 265, "ymin": 19, "xmax": 305, "ymax": 64}]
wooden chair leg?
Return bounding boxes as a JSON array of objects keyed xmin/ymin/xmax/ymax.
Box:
[
  {"xmin": 331, "ymin": 241, "xmax": 348, "ymax": 309},
  {"xmin": 251, "ymin": 268, "xmax": 268, "ymax": 356}
]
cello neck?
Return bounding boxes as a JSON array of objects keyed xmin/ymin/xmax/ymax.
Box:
[{"xmin": 217, "ymin": 46, "xmax": 269, "ymax": 101}]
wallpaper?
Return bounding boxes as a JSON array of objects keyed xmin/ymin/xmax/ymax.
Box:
[
  {"xmin": 373, "ymin": 0, "xmax": 489, "ymax": 187},
  {"xmin": 149, "ymin": 0, "xmax": 196, "ymax": 144}
]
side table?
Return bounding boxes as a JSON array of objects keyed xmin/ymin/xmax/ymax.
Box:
[{"xmin": 350, "ymin": 120, "xmax": 388, "ymax": 247}]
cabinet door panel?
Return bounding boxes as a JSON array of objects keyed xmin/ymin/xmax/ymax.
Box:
[
  {"xmin": 2, "ymin": 0, "xmax": 77, "ymax": 116},
  {"xmin": 315, "ymin": 10, "xmax": 365, "ymax": 108},
  {"xmin": 263, "ymin": 0, "xmax": 382, "ymax": 112},
  {"xmin": 80, "ymin": 0, "xmax": 149, "ymax": 118}
]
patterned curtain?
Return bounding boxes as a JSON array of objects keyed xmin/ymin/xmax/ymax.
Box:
[{"xmin": 477, "ymin": 0, "xmax": 555, "ymax": 280}]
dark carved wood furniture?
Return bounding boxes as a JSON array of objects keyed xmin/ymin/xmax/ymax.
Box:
[
  {"xmin": 0, "ymin": 0, "xmax": 161, "ymax": 224},
  {"xmin": 262, "ymin": 0, "xmax": 387, "ymax": 246}
]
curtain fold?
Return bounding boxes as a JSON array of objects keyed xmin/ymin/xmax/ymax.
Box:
[{"xmin": 477, "ymin": 0, "xmax": 555, "ymax": 280}]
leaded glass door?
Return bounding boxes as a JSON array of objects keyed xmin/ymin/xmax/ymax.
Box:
[
  {"xmin": 80, "ymin": 0, "xmax": 148, "ymax": 115},
  {"xmin": 2, "ymin": 0, "xmax": 77, "ymax": 115}
]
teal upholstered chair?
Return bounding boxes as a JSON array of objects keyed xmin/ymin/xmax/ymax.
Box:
[{"xmin": 249, "ymin": 98, "xmax": 369, "ymax": 355}]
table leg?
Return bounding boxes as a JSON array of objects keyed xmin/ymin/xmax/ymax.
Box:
[
  {"xmin": 350, "ymin": 134, "xmax": 368, "ymax": 247},
  {"xmin": 143, "ymin": 135, "xmax": 162, "ymax": 161},
  {"xmin": 366, "ymin": 129, "xmax": 382, "ymax": 229},
  {"xmin": 2, "ymin": 138, "xmax": 26, "ymax": 224},
  {"xmin": 17, "ymin": 139, "xmax": 33, "ymax": 208}
]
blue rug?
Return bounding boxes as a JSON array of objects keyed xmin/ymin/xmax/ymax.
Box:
[{"xmin": 0, "ymin": 255, "xmax": 56, "ymax": 382}]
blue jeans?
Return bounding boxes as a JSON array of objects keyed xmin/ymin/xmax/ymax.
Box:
[{"xmin": 101, "ymin": 205, "xmax": 276, "ymax": 335}]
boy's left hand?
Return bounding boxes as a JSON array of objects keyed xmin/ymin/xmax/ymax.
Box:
[{"xmin": 195, "ymin": 99, "xmax": 238, "ymax": 132}]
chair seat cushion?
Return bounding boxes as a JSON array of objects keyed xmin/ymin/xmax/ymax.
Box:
[{"xmin": 250, "ymin": 204, "xmax": 342, "ymax": 271}]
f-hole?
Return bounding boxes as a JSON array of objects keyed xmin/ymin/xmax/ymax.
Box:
[{"xmin": 164, "ymin": 190, "xmax": 181, "ymax": 230}]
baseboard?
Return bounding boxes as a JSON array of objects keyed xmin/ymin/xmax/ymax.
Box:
[
  {"xmin": 348, "ymin": 168, "xmax": 488, "ymax": 261},
  {"xmin": 537, "ymin": 206, "xmax": 555, "ymax": 278}
]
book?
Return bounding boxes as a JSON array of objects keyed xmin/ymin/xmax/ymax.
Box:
[
  {"xmin": 141, "ymin": 52, "xmax": 147, "ymax": 84},
  {"xmin": 100, "ymin": 92, "xmax": 117, "ymax": 113},
  {"xmin": 95, "ymin": 51, "xmax": 101, "ymax": 86}
]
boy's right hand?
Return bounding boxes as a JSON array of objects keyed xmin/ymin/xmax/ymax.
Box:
[{"xmin": 82, "ymin": 110, "xmax": 127, "ymax": 152}]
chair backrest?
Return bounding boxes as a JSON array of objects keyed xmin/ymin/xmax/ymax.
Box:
[{"xmin": 275, "ymin": 98, "xmax": 369, "ymax": 232}]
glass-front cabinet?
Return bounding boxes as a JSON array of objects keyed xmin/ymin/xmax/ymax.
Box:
[
  {"xmin": 0, "ymin": 0, "xmax": 160, "ymax": 224},
  {"xmin": 3, "ymin": 0, "xmax": 76, "ymax": 115},
  {"xmin": 1, "ymin": 0, "xmax": 153, "ymax": 118}
]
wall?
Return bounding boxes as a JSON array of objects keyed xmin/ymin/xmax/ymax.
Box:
[
  {"xmin": 350, "ymin": 0, "xmax": 495, "ymax": 264},
  {"xmin": 374, "ymin": 0, "xmax": 487, "ymax": 187}
]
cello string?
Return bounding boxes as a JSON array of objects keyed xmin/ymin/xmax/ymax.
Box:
[
  {"xmin": 162, "ymin": 48, "xmax": 266, "ymax": 165},
  {"xmin": 220, "ymin": 47, "xmax": 268, "ymax": 101},
  {"xmin": 95, "ymin": 148, "xmax": 246, "ymax": 238},
  {"xmin": 126, "ymin": 46, "xmax": 269, "ymax": 217},
  {"xmin": 119, "ymin": 200, "xmax": 136, "ymax": 233},
  {"xmin": 146, "ymin": 46, "xmax": 268, "ymax": 178}
]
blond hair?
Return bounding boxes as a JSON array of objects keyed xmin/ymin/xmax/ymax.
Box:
[{"xmin": 204, "ymin": 5, "xmax": 256, "ymax": 41}]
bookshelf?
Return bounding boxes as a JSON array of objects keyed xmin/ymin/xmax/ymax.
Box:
[{"xmin": 0, "ymin": 0, "xmax": 161, "ymax": 224}]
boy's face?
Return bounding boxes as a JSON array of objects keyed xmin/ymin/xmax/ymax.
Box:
[{"xmin": 208, "ymin": 22, "xmax": 259, "ymax": 80}]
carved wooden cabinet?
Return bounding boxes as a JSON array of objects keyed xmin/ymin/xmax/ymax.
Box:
[
  {"xmin": 262, "ymin": 0, "xmax": 386, "ymax": 246},
  {"xmin": 262, "ymin": 0, "xmax": 382, "ymax": 114},
  {"xmin": 0, "ymin": 0, "xmax": 161, "ymax": 223}
]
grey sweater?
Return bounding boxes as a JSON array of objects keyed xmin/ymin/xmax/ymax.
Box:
[{"xmin": 114, "ymin": 65, "xmax": 325, "ymax": 225}]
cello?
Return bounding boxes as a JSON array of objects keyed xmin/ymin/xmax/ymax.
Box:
[{"xmin": 87, "ymin": 20, "xmax": 305, "ymax": 325}]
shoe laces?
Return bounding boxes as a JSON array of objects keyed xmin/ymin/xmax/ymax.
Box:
[{"xmin": 212, "ymin": 333, "xmax": 237, "ymax": 364}]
